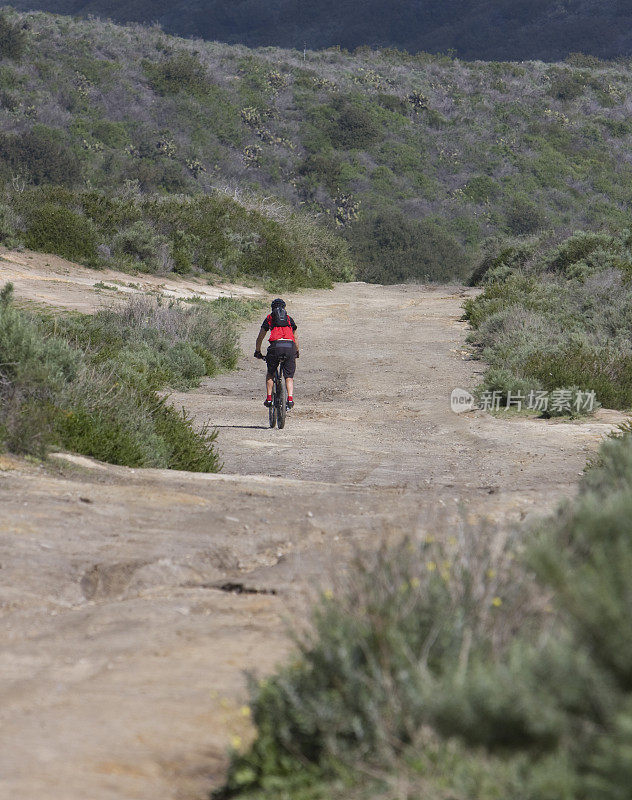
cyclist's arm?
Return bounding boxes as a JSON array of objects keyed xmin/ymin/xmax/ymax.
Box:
[{"xmin": 255, "ymin": 326, "xmax": 267, "ymax": 353}]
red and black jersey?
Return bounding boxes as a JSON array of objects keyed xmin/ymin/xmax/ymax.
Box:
[{"xmin": 262, "ymin": 313, "xmax": 297, "ymax": 343}]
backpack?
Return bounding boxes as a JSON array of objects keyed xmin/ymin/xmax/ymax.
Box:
[{"xmin": 271, "ymin": 306, "xmax": 289, "ymax": 328}]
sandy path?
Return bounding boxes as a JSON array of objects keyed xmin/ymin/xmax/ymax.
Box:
[{"xmin": 0, "ymin": 268, "xmax": 624, "ymax": 800}]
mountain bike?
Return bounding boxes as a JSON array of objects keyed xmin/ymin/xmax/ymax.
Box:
[{"xmin": 255, "ymin": 351, "xmax": 289, "ymax": 429}]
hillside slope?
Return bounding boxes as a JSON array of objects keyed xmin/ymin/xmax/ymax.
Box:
[
  {"xmin": 9, "ymin": 0, "xmax": 632, "ymax": 61},
  {"xmin": 1, "ymin": 11, "xmax": 632, "ymax": 280}
]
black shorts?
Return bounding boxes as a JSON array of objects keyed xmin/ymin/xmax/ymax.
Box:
[{"xmin": 266, "ymin": 341, "xmax": 297, "ymax": 379}]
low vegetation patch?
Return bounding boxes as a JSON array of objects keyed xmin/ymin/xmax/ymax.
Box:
[
  {"xmin": 0, "ymin": 285, "xmax": 260, "ymax": 470},
  {"xmin": 464, "ymin": 229, "xmax": 632, "ymax": 412},
  {"xmin": 50, "ymin": 293, "xmax": 259, "ymax": 391},
  {"xmin": 217, "ymin": 424, "xmax": 632, "ymax": 800}
]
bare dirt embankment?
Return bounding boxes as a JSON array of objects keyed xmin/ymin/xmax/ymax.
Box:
[
  {"xmin": 0, "ymin": 249, "xmax": 261, "ymax": 311},
  {"xmin": 0, "ymin": 255, "xmax": 624, "ymax": 800}
]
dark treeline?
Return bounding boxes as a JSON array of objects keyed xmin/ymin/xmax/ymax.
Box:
[{"xmin": 10, "ymin": 0, "xmax": 632, "ymax": 60}]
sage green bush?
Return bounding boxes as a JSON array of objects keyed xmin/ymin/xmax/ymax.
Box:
[
  {"xmin": 465, "ymin": 229, "xmax": 632, "ymax": 412},
  {"xmin": 0, "ymin": 11, "xmax": 26, "ymax": 60},
  {"xmin": 0, "ymin": 284, "xmax": 239, "ymax": 470},
  {"xmin": 24, "ymin": 202, "xmax": 99, "ymax": 263},
  {"xmin": 111, "ymin": 220, "xmax": 173, "ymax": 272},
  {"xmin": 54, "ymin": 293, "xmax": 253, "ymax": 391},
  {"xmin": 144, "ymin": 50, "xmax": 209, "ymax": 97},
  {"xmin": 0, "ymin": 126, "xmax": 81, "ymax": 186},
  {"xmin": 348, "ymin": 209, "xmax": 469, "ymax": 283}
]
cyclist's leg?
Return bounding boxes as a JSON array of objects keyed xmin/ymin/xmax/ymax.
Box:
[
  {"xmin": 265, "ymin": 346, "xmax": 278, "ymax": 395},
  {"xmin": 281, "ymin": 344, "xmax": 296, "ymax": 403}
]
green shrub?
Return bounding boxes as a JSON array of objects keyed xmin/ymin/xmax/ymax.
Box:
[
  {"xmin": 548, "ymin": 69, "xmax": 586, "ymax": 101},
  {"xmin": 91, "ymin": 120, "xmax": 132, "ymax": 148},
  {"xmin": 466, "ymin": 228, "xmax": 632, "ymax": 412},
  {"xmin": 599, "ymin": 117, "xmax": 632, "ymax": 138},
  {"xmin": 154, "ymin": 405, "xmax": 220, "ymax": 472},
  {"xmin": 370, "ymin": 164, "xmax": 398, "ymax": 192},
  {"xmin": 463, "ymin": 175, "xmax": 500, "ymax": 203},
  {"xmin": 504, "ymin": 195, "xmax": 548, "ymax": 235},
  {"xmin": 0, "ymin": 13, "xmax": 26, "ymax": 61},
  {"xmin": 0, "ymin": 126, "xmax": 81, "ymax": 186},
  {"xmin": 377, "ymin": 140, "xmax": 425, "ymax": 175},
  {"xmin": 548, "ymin": 231, "xmax": 614, "ymax": 274},
  {"xmin": 56, "ymin": 389, "xmax": 169, "ymax": 468},
  {"xmin": 2, "ymin": 187, "xmax": 351, "ymax": 289},
  {"xmin": 348, "ymin": 209, "xmax": 469, "ymax": 283},
  {"xmin": 24, "ymin": 203, "xmax": 99, "ymax": 263},
  {"xmin": 0, "ymin": 88, "xmax": 18, "ymax": 111},
  {"xmin": 477, "ymin": 366, "xmax": 534, "ymax": 400},
  {"xmin": 164, "ymin": 341, "xmax": 207, "ymax": 386},
  {"xmin": 565, "ymin": 53, "xmax": 604, "ymax": 69},
  {"xmin": 0, "ymin": 282, "xmax": 78, "ymax": 455},
  {"xmin": 0, "ymin": 285, "xmax": 223, "ymax": 470},
  {"xmin": 468, "ymin": 241, "xmax": 535, "ymax": 286},
  {"xmin": 0, "ymin": 202, "xmax": 22, "ymax": 246},
  {"xmin": 524, "ymin": 342, "xmax": 632, "ymax": 409},
  {"xmin": 112, "ymin": 220, "xmax": 173, "ymax": 272},
  {"xmin": 527, "ymin": 433, "xmax": 632, "ymax": 797},
  {"xmin": 144, "ymin": 50, "xmax": 209, "ymax": 96},
  {"xmin": 220, "ymin": 523, "xmax": 538, "ymax": 797},
  {"xmin": 53, "ymin": 294, "xmax": 249, "ymax": 390},
  {"xmin": 298, "ymin": 151, "xmax": 344, "ymax": 193},
  {"xmin": 57, "ymin": 389, "xmax": 221, "ymax": 472},
  {"xmin": 376, "ymin": 93, "xmax": 407, "ymax": 114},
  {"xmin": 327, "ymin": 97, "xmax": 380, "ymax": 149}
]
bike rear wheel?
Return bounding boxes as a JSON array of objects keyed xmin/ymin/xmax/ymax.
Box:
[
  {"xmin": 276, "ymin": 372, "xmax": 287, "ymax": 429},
  {"xmin": 269, "ymin": 382, "xmax": 277, "ymax": 428}
]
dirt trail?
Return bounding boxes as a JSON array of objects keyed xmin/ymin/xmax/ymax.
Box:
[{"xmin": 0, "ymin": 264, "xmax": 624, "ymax": 800}]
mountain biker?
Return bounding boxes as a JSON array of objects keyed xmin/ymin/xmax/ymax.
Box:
[{"xmin": 254, "ymin": 298, "xmax": 299, "ymax": 409}]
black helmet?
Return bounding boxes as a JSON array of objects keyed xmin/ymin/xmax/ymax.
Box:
[{"xmin": 271, "ymin": 298, "xmax": 286, "ymax": 309}]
